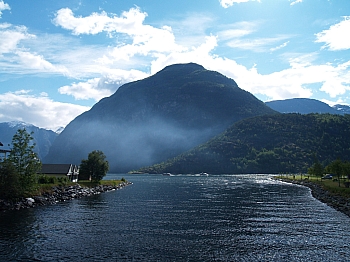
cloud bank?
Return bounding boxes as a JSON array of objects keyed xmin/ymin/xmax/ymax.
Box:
[{"xmin": 0, "ymin": 91, "xmax": 89, "ymax": 131}]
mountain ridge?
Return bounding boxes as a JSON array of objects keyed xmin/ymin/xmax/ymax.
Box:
[
  {"xmin": 44, "ymin": 63, "xmax": 277, "ymax": 171},
  {"xmin": 0, "ymin": 121, "xmax": 58, "ymax": 160},
  {"xmin": 265, "ymin": 98, "xmax": 349, "ymax": 115},
  {"xmin": 138, "ymin": 113, "xmax": 350, "ymax": 174}
]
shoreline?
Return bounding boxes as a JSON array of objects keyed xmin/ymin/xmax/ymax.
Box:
[
  {"xmin": 0, "ymin": 181, "xmax": 132, "ymax": 212},
  {"xmin": 276, "ymin": 178, "xmax": 350, "ymax": 217}
]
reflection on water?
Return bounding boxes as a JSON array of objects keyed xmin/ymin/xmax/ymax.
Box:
[{"xmin": 1, "ymin": 174, "xmax": 349, "ymax": 261}]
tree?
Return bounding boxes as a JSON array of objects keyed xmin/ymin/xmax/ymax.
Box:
[
  {"xmin": 326, "ymin": 159, "xmax": 343, "ymax": 187},
  {"xmin": 343, "ymin": 161, "xmax": 350, "ymax": 181},
  {"xmin": 307, "ymin": 155, "xmax": 324, "ymax": 178},
  {"xmin": 8, "ymin": 128, "xmax": 41, "ymax": 195},
  {"xmin": 0, "ymin": 160, "xmax": 21, "ymax": 199},
  {"xmin": 79, "ymin": 150, "xmax": 109, "ymax": 183}
]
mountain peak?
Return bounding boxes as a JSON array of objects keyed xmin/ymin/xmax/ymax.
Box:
[
  {"xmin": 45, "ymin": 63, "xmax": 276, "ymax": 172},
  {"xmin": 7, "ymin": 121, "xmax": 34, "ymax": 128},
  {"xmin": 161, "ymin": 62, "xmax": 205, "ymax": 72}
]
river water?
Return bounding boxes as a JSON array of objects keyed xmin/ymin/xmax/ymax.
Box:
[{"xmin": 1, "ymin": 174, "xmax": 349, "ymax": 261}]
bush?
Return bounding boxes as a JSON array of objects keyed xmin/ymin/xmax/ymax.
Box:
[
  {"xmin": 38, "ymin": 175, "xmax": 57, "ymax": 184},
  {"xmin": 0, "ymin": 160, "xmax": 22, "ymax": 200},
  {"xmin": 57, "ymin": 176, "xmax": 69, "ymax": 186}
]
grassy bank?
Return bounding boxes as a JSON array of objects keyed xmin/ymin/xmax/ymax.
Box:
[
  {"xmin": 78, "ymin": 179, "xmax": 126, "ymax": 188},
  {"xmin": 275, "ymin": 174, "xmax": 350, "ymax": 198},
  {"xmin": 35, "ymin": 179, "xmax": 126, "ymax": 196}
]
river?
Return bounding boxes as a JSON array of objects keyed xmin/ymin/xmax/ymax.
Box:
[{"xmin": 0, "ymin": 174, "xmax": 349, "ymax": 261}]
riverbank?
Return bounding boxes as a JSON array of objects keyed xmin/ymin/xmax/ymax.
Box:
[
  {"xmin": 276, "ymin": 178, "xmax": 350, "ymax": 217},
  {"xmin": 0, "ymin": 181, "xmax": 132, "ymax": 212}
]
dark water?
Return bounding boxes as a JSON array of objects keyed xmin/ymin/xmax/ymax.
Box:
[{"xmin": 1, "ymin": 174, "xmax": 350, "ymax": 261}]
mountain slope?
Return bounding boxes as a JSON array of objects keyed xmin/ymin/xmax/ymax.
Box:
[
  {"xmin": 266, "ymin": 98, "xmax": 341, "ymax": 114},
  {"xmin": 0, "ymin": 121, "xmax": 58, "ymax": 160},
  {"xmin": 44, "ymin": 63, "xmax": 277, "ymax": 171},
  {"xmin": 333, "ymin": 104, "xmax": 350, "ymax": 115},
  {"xmin": 138, "ymin": 114, "xmax": 350, "ymax": 174}
]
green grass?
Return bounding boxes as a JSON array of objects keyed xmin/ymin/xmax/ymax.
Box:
[
  {"xmin": 35, "ymin": 179, "xmax": 125, "ymax": 196},
  {"xmin": 276, "ymin": 174, "xmax": 350, "ymax": 198},
  {"xmin": 77, "ymin": 180, "xmax": 125, "ymax": 188}
]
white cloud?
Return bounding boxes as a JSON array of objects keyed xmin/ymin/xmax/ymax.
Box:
[
  {"xmin": 54, "ymin": 7, "xmax": 148, "ymax": 36},
  {"xmin": 150, "ymin": 35, "xmax": 219, "ymax": 74},
  {"xmin": 59, "ymin": 78, "xmax": 114, "ymax": 101},
  {"xmin": 15, "ymin": 51, "xmax": 69, "ymax": 74},
  {"xmin": 0, "ymin": 24, "xmax": 34, "ymax": 54},
  {"xmin": 0, "ymin": 0, "xmax": 10, "ymax": 17},
  {"xmin": 226, "ymin": 35, "xmax": 291, "ymax": 52},
  {"xmin": 53, "ymin": 7, "xmax": 184, "ymax": 65},
  {"xmin": 321, "ymin": 98, "xmax": 349, "ymax": 107},
  {"xmin": 219, "ymin": 0, "xmax": 260, "ymax": 8},
  {"xmin": 149, "ymin": 35, "xmax": 350, "ymax": 102},
  {"xmin": 2, "ymin": 4, "xmax": 350, "ymax": 130},
  {"xmin": 0, "ymin": 91, "xmax": 90, "ymax": 131},
  {"xmin": 315, "ymin": 16, "xmax": 350, "ymax": 51},
  {"xmin": 270, "ymin": 41, "xmax": 289, "ymax": 52},
  {"xmin": 58, "ymin": 69, "xmax": 149, "ymax": 101},
  {"xmin": 290, "ymin": 0, "xmax": 302, "ymax": 6},
  {"xmin": 0, "ymin": 24, "xmax": 70, "ymax": 76},
  {"xmin": 217, "ymin": 21, "xmax": 258, "ymax": 41}
]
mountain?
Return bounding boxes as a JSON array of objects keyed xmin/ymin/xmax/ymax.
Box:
[
  {"xmin": 333, "ymin": 104, "xmax": 350, "ymax": 115},
  {"xmin": 138, "ymin": 113, "xmax": 350, "ymax": 174},
  {"xmin": 44, "ymin": 63, "xmax": 277, "ymax": 172},
  {"xmin": 266, "ymin": 98, "xmax": 341, "ymax": 114},
  {"xmin": 0, "ymin": 121, "xmax": 58, "ymax": 160}
]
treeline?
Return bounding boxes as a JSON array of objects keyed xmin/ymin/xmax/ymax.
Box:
[
  {"xmin": 309, "ymin": 158, "xmax": 350, "ymax": 186},
  {"xmin": 0, "ymin": 129, "xmax": 42, "ymax": 200},
  {"xmin": 137, "ymin": 113, "xmax": 350, "ymax": 174},
  {"xmin": 1, "ymin": 129, "xmax": 109, "ymax": 201}
]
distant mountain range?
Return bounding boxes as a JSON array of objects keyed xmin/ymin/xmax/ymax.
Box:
[
  {"xmin": 44, "ymin": 63, "xmax": 276, "ymax": 172},
  {"xmin": 138, "ymin": 113, "xmax": 350, "ymax": 174},
  {"xmin": 266, "ymin": 98, "xmax": 350, "ymax": 115},
  {"xmin": 0, "ymin": 121, "xmax": 58, "ymax": 160}
]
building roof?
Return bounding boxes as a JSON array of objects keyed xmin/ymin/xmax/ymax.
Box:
[
  {"xmin": 39, "ymin": 164, "xmax": 78, "ymax": 175},
  {"xmin": 0, "ymin": 149, "xmax": 11, "ymax": 153}
]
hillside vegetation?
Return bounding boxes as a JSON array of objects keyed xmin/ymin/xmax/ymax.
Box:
[
  {"xmin": 45, "ymin": 63, "xmax": 276, "ymax": 172},
  {"xmin": 138, "ymin": 113, "xmax": 350, "ymax": 174}
]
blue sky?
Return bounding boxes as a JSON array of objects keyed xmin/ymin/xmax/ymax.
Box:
[{"xmin": 0, "ymin": 0, "xmax": 349, "ymax": 130}]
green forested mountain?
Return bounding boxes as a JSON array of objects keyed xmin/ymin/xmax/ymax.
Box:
[
  {"xmin": 45, "ymin": 63, "xmax": 276, "ymax": 172},
  {"xmin": 138, "ymin": 114, "xmax": 350, "ymax": 174}
]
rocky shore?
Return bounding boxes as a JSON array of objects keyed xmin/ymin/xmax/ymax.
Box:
[
  {"xmin": 0, "ymin": 181, "xmax": 132, "ymax": 212},
  {"xmin": 277, "ymin": 178, "xmax": 350, "ymax": 217}
]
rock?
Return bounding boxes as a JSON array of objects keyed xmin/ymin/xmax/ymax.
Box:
[
  {"xmin": 1, "ymin": 181, "xmax": 132, "ymax": 212},
  {"xmin": 25, "ymin": 198, "xmax": 35, "ymax": 206}
]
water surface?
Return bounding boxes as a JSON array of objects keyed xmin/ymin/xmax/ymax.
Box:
[{"xmin": 1, "ymin": 174, "xmax": 349, "ymax": 261}]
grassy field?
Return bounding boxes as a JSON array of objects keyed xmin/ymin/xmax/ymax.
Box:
[{"xmin": 276, "ymin": 174, "xmax": 350, "ymax": 198}]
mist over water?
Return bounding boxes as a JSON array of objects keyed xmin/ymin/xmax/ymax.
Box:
[{"xmin": 1, "ymin": 174, "xmax": 350, "ymax": 261}]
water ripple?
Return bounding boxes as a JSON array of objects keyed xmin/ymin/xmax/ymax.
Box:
[{"xmin": 1, "ymin": 174, "xmax": 350, "ymax": 261}]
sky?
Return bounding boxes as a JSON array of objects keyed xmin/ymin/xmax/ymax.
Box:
[{"xmin": 0, "ymin": 0, "xmax": 350, "ymax": 131}]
